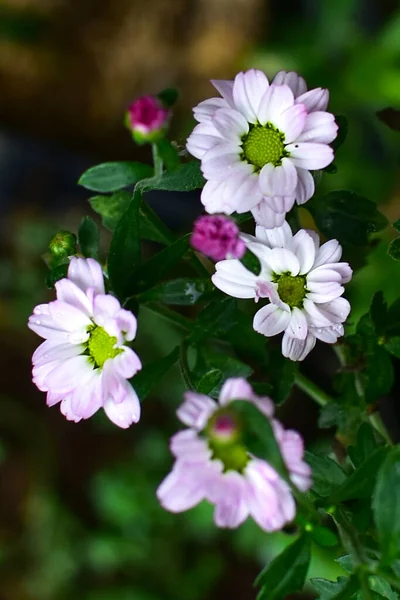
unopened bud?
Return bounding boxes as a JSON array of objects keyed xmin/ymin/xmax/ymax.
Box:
[
  {"xmin": 126, "ymin": 95, "xmax": 170, "ymax": 144},
  {"xmin": 49, "ymin": 230, "xmax": 77, "ymax": 259}
]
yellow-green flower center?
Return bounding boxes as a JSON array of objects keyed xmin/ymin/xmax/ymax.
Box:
[
  {"xmin": 206, "ymin": 409, "xmax": 249, "ymax": 473},
  {"xmin": 87, "ymin": 325, "xmax": 122, "ymax": 368},
  {"xmin": 242, "ymin": 124, "xmax": 286, "ymax": 169},
  {"xmin": 277, "ymin": 274, "xmax": 307, "ymax": 308}
]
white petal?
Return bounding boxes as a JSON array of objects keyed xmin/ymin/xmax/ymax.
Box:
[
  {"xmin": 306, "ymin": 283, "xmax": 344, "ymax": 303},
  {"xmin": 201, "ymin": 143, "xmax": 243, "ymax": 180},
  {"xmin": 282, "ymin": 330, "xmax": 316, "ymax": 361},
  {"xmin": 177, "ymin": 392, "xmax": 217, "ymax": 430},
  {"xmin": 257, "ymin": 85, "xmax": 295, "ymax": 126},
  {"xmin": 303, "ymin": 298, "xmax": 335, "ymax": 328},
  {"xmin": 251, "ymin": 201, "xmax": 286, "ymax": 228},
  {"xmin": 32, "ymin": 339, "xmax": 83, "ymax": 366},
  {"xmin": 68, "ymin": 257, "xmax": 105, "ymax": 295},
  {"xmin": 186, "ymin": 121, "xmax": 222, "ymax": 159},
  {"xmin": 48, "ymin": 300, "xmax": 91, "ymax": 332},
  {"xmin": 267, "ymin": 247, "xmax": 300, "ymax": 276},
  {"xmin": 289, "ymin": 230, "xmax": 316, "ymax": 274},
  {"xmin": 193, "ymin": 97, "xmax": 229, "ymax": 122},
  {"xmin": 43, "ymin": 355, "xmax": 94, "ymax": 393},
  {"xmin": 201, "ymin": 180, "xmax": 234, "ymax": 214},
  {"xmin": 229, "ymin": 171, "xmax": 263, "ymax": 213},
  {"xmin": 295, "ymin": 168, "xmax": 315, "ymax": 205},
  {"xmin": 112, "ymin": 347, "xmax": 142, "ymax": 379},
  {"xmin": 263, "ymin": 194, "xmax": 295, "ymax": 214},
  {"xmin": 288, "ymin": 307, "xmax": 308, "ymax": 339},
  {"xmin": 313, "ymin": 239, "xmax": 342, "ymax": 267},
  {"xmin": 115, "ymin": 308, "xmax": 137, "ymax": 342},
  {"xmin": 259, "ymin": 158, "xmax": 298, "ymax": 197},
  {"xmin": 212, "ymin": 260, "xmax": 258, "ymax": 299},
  {"xmin": 253, "ymin": 304, "xmax": 291, "ymax": 337},
  {"xmin": 272, "ymin": 71, "xmax": 307, "ymax": 97},
  {"xmin": 275, "ymin": 104, "xmax": 307, "ymax": 143},
  {"xmin": 211, "ymin": 79, "xmax": 235, "ymax": 106},
  {"xmin": 212, "ymin": 107, "xmax": 249, "ymax": 141},
  {"xmin": 312, "ymin": 324, "xmax": 344, "ymax": 343},
  {"xmin": 286, "ymin": 142, "xmax": 334, "ymax": 170},
  {"xmin": 103, "ymin": 381, "xmax": 141, "ymax": 428},
  {"xmin": 255, "ymin": 221, "xmax": 293, "ymax": 248},
  {"xmin": 55, "ymin": 279, "xmax": 93, "ymax": 316},
  {"xmin": 307, "ymin": 267, "xmax": 342, "ymax": 284},
  {"xmin": 296, "ymin": 111, "xmax": 338, "ymax": 143},
  {"xmin": 232, "ymin": 69, "xmax": 269, "ymax": 123},
  {"xmin": 318, "ymin": 298, "xmax": 351, "ymax": 323},
  {"xmin": 70, "ymin": 370, "xmax": 103, "ymax": 419},
  {"xmin": 296, "ymin": 88, "xmax": 329, "ymax": 112},
  {"xmin": 219, "ymin": 378, "xmax": 254, "ymax": 405}
]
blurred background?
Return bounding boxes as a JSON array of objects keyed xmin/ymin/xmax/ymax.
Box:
[{"xmin": 0, "ymin": 0, "xmax": 399, "ymax": 598}]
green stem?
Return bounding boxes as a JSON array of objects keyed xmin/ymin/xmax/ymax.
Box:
[
  {"xmin": 358, "ymin": 570, "xmax": 373, "ymax": 600},
  {"xmin": 152, "ymin": 143, "xmax": 163, "ymax": 178},
  {"xmin": 179, "ymin": 341, "xmax": 195, "ymax": 390},
  {"xmin": 368, "ymin": 412, "xmax": 393, "ymax": 445},
  {"xmin": 295, "ymin": 372, "xmax": 333, "ymax": 407}
]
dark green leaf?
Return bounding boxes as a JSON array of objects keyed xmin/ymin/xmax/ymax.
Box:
[
  {"xmin": 377, "ymin": 108, "xmax": 400, "ymax": 132},
  {"xmin": 137, "ymin": 278, "xmax": 211, "ymax": 305},
  {"xmin": 89, "ymin": 191, "xmax": 131, "ymax": 232},
  {"xmin": 233, "ymin": 212, "xmax": 253, "ymax": 224},
  {"xmin": 232, "ymin": 400, "xmax": 287, "ymax": 478},
  {"xmin": 45, "ymin": 263, "xmax": 69, "ymax": 289},
  {"xmin": 384, "ymin": 337, "xmax": 400, "ymax": 358},
  {"xmin": 348, "ymin": 423, "xmax": 378, "ymax": 468},
  {"xmin": 139, "ymin": 200, "xmax": 175, "ymax": 245},
  {"xmin": 256, "ymin": 535, "xmax": 311, "ymax": 600},
  {"xmin": 373, "ymin": 446, "xmax": 400, "ymax": 565},
  {"xmin": 310, "ymin": 525, "xmax": 339, "ymax": 547},
  {"xmin": 370, "ymin": 292, "xmax": 388, "ymax": 337},
  {"xmin": 388, "ymin": 238, "xmax": 400, "ymax": 261},
  {"xmin": 137, "ymin": 161, "xmax": 205, "ymax": 193},
  {"xmin": 305, "ymin": 452, "xmax": 347, "ymax": 497},
  {"xmin": 78, "ymin": 216, "xmax": 99, "ymax": 258},
  {"xmin": 386, "ymin": 298, "xmax": 400, "ymax": 336},
  {"xmin": 324, "ymin": 163, "xmax": 338, "ymax": 174},
  {"xmin": 204, "ymin": 353, "xmax": 253, "ymax": 382},
  {"xmin": 311, "ymin": 575, "xmax": 359, "ymax": 600},
  {"xmin": 332, "ymin": 116, "xmax": 348, "ymax": 151},
  {"xmin": 132, "ymin": 347, "xmax": 179, "ymax": 402},
  {"xmin": 335, "ymin": 555, "xmax": 354, "ymax": 574},
  {"xmin": 108, "ymin": 190, "xmax": 141, "ymax": 300},
  {"xmin": 79, "ymin": 162, "xmax": 153, "ymax": 192},
  {"xmin": 124, "ymin": 234, "xmax": 190, "ymax": 297},
  {"xmin": 190, "ymin": 296, "xmax": 237, "ymax": 343},
  {"xmin": 196, "ymin": 369, "xmax": 223, "ymax": 397},
  {"xmin": 156, "ymin": 138, "xmax": 180, "ymax": 172},
  {"xmin": 393, "ymin": 219, "xmax": 400, "ymax": 233},
  {"xmin": 369, "ymin": 576, "xmax": 398, "ymax": 600},
  {"xmin": 157, "ymin": 87, "xmax": 179, "ymax": 107},
  {"xmin": 268, "ymin": 351, "xmax": 298, "ymax": 405},
  {"xmin": 307, "ymin": 191, "xmax": 388, "ymax": 246},
  {"xmin": 241, "ymin": 249, "xmax": 261, "ymax": 275},
  {"xmin": 329, "ymin": 447, "xmax": 389, "ymax": 504},
  {"xmin": 364, "ymin": 345, "xmax": 394, "ymax": 405}
]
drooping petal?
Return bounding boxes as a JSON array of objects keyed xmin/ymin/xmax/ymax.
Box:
[
  {"xmin": 289, "ymin": 230, "xmax": 316, "ymax": 274},
  {"xmin": 177, "ymin": 392, "xmax": 218, "ymax": 430},
  {"xmin": 253, "ymin": 304, "xmax": 291, "ymax": 337},
  {"xmin": 251, "ymin": 201, "xmax": 286, "ymax": 229},
  {"xmin": 275, "ymin": 104, "xmax": 307, "ymax": 144},
  {"xmin": 286, "ymin": 142, "xmax": 334, "ymax": 170},
  {"xmin": 68, "ymin": 257, "xmax": 105, "ymax": 295},
  {"xmin": 312, "ymin": 323, "xmax": 344, "ymax": 343},
  {"xmin": 232, "ymin": 69, "xmax": 269, "ymax": 123},
  {"xmin": 296, "ymin": 111, "xmax": 338, "ymax": 144},
  {"xmin": 294, "ymin": 168, "xmax": 315, "ymax": 205},
  {"xmin": 112, "ymin": 348, "xmax": 142, "ymax": 379},
  {"xmin": 287, "ymin": 307, "xmax": 308, "ymax": 340},
  {"xmin": 282, "ymin": 330, "xmax": 316, "ymax": 361},
  {"xmin": 212, "ymin": 107, "xmax": 249, "ymax": 141},
  {"xmin": 296, "ymin": 88, "xmax": 329, "ymax": 112},
  {"xmin": 259, "ymin": 158, "xmax": 298, "ymax": 197},
  {"xmin": 103, "ymin": 380, "xmax": 141, "ymax": 428},
  {"xmin": 257, "ymin": 85, "xmax": 295, "ymax": 126},
  {"xmin": 272, "ymin": 71, "xmax": 307, "ymax": 97},
  {"xmin": 303, "ymin": 298, "xmax": 335, "ymax": 328},
  {"xmin": 70, "ymin": 370, "xmax": 103, "ymax": 419},
  {"xmin": 115, "ymin": 308, "xmax": 138, "ymax": 342}
]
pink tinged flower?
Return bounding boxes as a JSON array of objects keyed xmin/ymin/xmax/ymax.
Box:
[
  {"xmin": 211, "ymin": 221, "xmax": 352, "ymax": 361},
  {"xmin": 157, "ymin": 378, "xmax": 311, "ymax": 531},
  {"xmin": 28, "ymin": 257, "xmax": 142, "ymax": 428},
  {"xmin": 126, "ymin": 95, "xmax": 170, "ymax": 143},
  {"xmin": 187, "ymin": 69, "xmax": 337, "ymax": 228},
  {"xmin": 191, "ymin": 215, "xmax": 245, "ymax": 261}
]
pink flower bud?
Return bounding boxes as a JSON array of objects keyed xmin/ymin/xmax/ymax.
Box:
[
  {"xmin": 126, "ymin": 95, "xmax": 170, "ymax": 143},
  {"xmin": 191, "ymin": 215, "xmax": 245, "ymax": 262}
]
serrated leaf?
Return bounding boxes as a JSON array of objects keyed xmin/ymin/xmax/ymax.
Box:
[
  {"xmin": 78, "ymin": 216, "xmax": 99, "ymax": 258},
  {"xmin": 311, "ymin": 575, "xmax": 358, "ymax": 600},
  {"xmin": 89, "ymin": 191, "xmax": 131, "ymax": 232},
  {"xmin": 255, "ymin": 535, "xmax": 311, "ymax": 600},
  {"xmin": 305, "ymin": 452, "xmax": 347, "ymax": 497},
  {"xmin": 137, "ymin": 278, "xmax": 211, "ymax": 305},
  {"xmin": 45, "ymin": 263, "xmax": 69, "ymax": 288},
  {"xmin": 307, "ymin": 191, "xmax": 388, "ymax": 246},
  {"xmin": 370, "ymin": 291, "xmax": 388, "ymax": 337},
  {"xmin": 123, "ymin": 234, "xmax": 190, "ymax": 297},
  {"xmin": 108, "ymin": 190, "xmax": 141, "ymax": 300},
  {"xmin": 388, "ymin": 238, "xmax": 400, "ymax": 261},
  {"xmin": 373, "ymin": 446, "xmax": 400, "ymax": 565},
  {"xmin": 79, "ymin": 162, "xmax": 153, "ymax": 192},
  {"xmin": 137, "ymin": 160, "xmax": 205, "ymax": 193},
  {"xmin": 335, "ymin": 555, "xmax": 354, "ymax": 574},
  {"xmin": 369, "ymin": 576, "xmax": 398, "ymax": 600},
  {"xmin": 348, "ymin": 423, "xmax": 378, "ymax": 468},
  {"xmin": 132, "ymin": 347, "xmax": 179, "ymax": 402}
]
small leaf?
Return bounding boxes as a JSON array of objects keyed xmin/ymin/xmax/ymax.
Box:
[
  {"xmin": 79, "ymin": 162, "xmax": 153, "ymax": 192},
  {"xmin": 137, "ymin": 278, "xmax": 211, "ymax": 305},
  {"xmin": 335, "ymin": 555, "xmax": 354, "ymax": 574},
  {"xmin": 137, "ymin": 161, "xmax": 205, "ymax": 193},
  {"xmin": 132, "ymin": 347, "xmax": 179, "ymax": 402},
  {"xmin": 370, "ymin": 291, "xmax": 388, "ymax": 337},
  {"xmin": 373, "ymin": 446, "xmax": 400, "ymax": 565},
  {"xmin": 388, "ymin": 238, "xmax": 400, "ymax": 261},
  {"xmin": 89, "ymin": 191, "xmax": 131, "ymax": 232},
  {"xmin": 124, "ymin": 234, "xmax": 191, "ymax": 297},
  {"xmin": 157, "ymin": 87, "xmax": 179, "ymax": 108},
  {"xmin": 384, "ymin": 337, "xmax": 400, "ymax": 358},
  {"xmin": 307, "ymin": 191, "xmax": 388, "ymax": 246},
  {"xmin": 255, "ymin": 534, "xmax": 311, "ymax": 600},
  {"xmin": 348, "ymin": 422, "xmax": 378, "ymax": 468},
  {"xmin": 331, "ymin": 115, "xmax": 348, "ymax": 151},
  {"xmin": 78, "ymin": 216, "xmax": 99, "ymax": 259},
  {"xmin": 329, "ymin": 447, "xmax": 389, "ymax": 504},
  {"xmin": 108, "ymin": 190, "xmax": 141, "ymax": 300},
  {"xmin": 196, "ymin": 369, "xmax": 223, "ymax": 396},
  {"xmin": 241, "ymin": 249, "xmax": 261, "ymax": 275},
  {"xmin": 45, "ymin": 263, "xmax": 69, "ymax": 289},
  {"xmin": 305, "ymin": 452, "xmax": 347, "ymax": 497}
]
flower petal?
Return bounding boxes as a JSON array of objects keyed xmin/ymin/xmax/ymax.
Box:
[
  {"xmin": 212, "ymin": 260, "xmax": 258, "ymax": 299},
  {"xmin": 263, "ymin": 194, "xmax": 295, "ymax": 214},
  {"xmin": 259, "ymin": 158, "xmax": 297, "ymax": 197},
  {"xmin": 313, "ymin": 239, "xmax": 342, "ymax": 267},
  {"xmin": 318, "ymin": 297, "xmax": 351, "ymax": 323},
  {"xmin": 296, "ymin": 88, "xmax": 329, "ymax": 112},
  {"xmin": 212, "ymin": 107, "xmax": 249, "ymax": 141},
  {"xmin": 253, "ymin": 304, "xmax": 291, "ymax": 337},
  {"xmin": 43, "ymin": 355, "xmax": 94, "ymax": 393},
  {"xmin": 211, "ymin": 79, "xmax": 235, "ymax": 106},
  {"xmin": 267, "ymin": 247, "xmax": 300, "ymax": 275},
  {"xmin": 170, "ymin": 430, "xmax": 211, "ymax": 462},
  {"xmin": 251, "ymin": 201, "xmax": 286, "ymax": 229},
  {"xmin": 232, "ymin": 69, "xmax": 269, "ymax": 123},
  {"xmin": 289, "ymin": 230, "xmax": 316, "ymax": 274},
  {"xmin": 157, "ymin": 461, "xmax": 210, "ymax": 512},
  {"xmin": 68, "ymin": 257, "xmax": 105, "ymax": 295},
  {"xmin": 287, "ymin": 307, "xmax": 308, "ymax": 340},
  {"xmin": 286, "ymin": 142, "xmax": 334, "ymax": 170},
  {"xmin": 177, "ymin": 392, "xmax": 217, "ymax": 430},
  {"xmin": 306, "ymin": 283, "xmax": 344, "ymax": 303},
  {"xmin": 112, "ymin": 348, "xmax": 142, "ymax": 379},
  {"xmin": 282, "ymin": 330, "xmax": 316, "ymax": 361},
  {"xmin": 211, "ymin": 471, "xmax": 249, "ymax": 528},
  {"xmin": 255, "ymin": 221, "xmax": 293, "ymax": 248},
  {"xmin": 272, "ymin": 71, "xmax": 307, "ymax": 97},
  {"xmin": 257, "ymin": 85, "xmax": 295, "ymax": 126},
  {"xmin": 103, "ymin": 380, "xmax": 141, "ymax": 428},
  {"xmin": 296, "ymin": 111, "xmax": 338, "ymax": 144},
  {"xmin": 55, "ymin": 279, "xmax": 93, "ymax": 316},
  {"xmin": 295, "ymin": 168, "xmax": 315, "ymax": 205},
  {"xmin": 275, "ymin": 104, "xmax": 307, "ymax": 144},
  {"xmin": 193, "ymin": 97, "xmax": 229, "ymax": 122},
  {"xmin": 201, "ymin": 143, "xmax": 243, "ymax": 180}
]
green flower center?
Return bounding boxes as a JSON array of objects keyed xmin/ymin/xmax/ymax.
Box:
[
  {"xmin": 277, "ymin": 274, "xmax": 307, "ymax": 308},
  {"xmin": 206, "ymin": 409, "xmax": 249, "ymax": 473},
  {"xmin": 242, "ymin": 124, "xmax": 286, "ymax": 169},
  {"xmin": 87, "ymin": 325, "xmax": 122, "ymax": 368}
]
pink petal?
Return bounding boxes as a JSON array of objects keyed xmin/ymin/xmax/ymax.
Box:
[
  {"xmin": 232, "ymin": 69, "xmax": 269, "ymax": 123},
  {"xmin": 295, "ymin": 168, "xmax": 315, "ymax": 205},
  {"xmin": 296, "ymin": 88, "xmax": 329, "ymax": 112},
  {"xmin": 55, "ymin": 279, "xmax": 93, "ymax": 316},
  {"xmin": 112, "ymin": 348, "xmax": 142, "ymax": 379},
  {"xmin": 296, "ymin": 111, "xmax": 338, "ymax": 144},
  {"xmin": 313, "ymin": 239, "xmax": 342, "ymax": 267},
  {"xmin": 211, "ymin": 471, "xmax": 249, "ymax": 528},
  {"xmin": 32, "ymin": 339, "xmax": 83, "ymax": 366},
  {"xmin": 219, "ymin": 377, "xmax": 254, "ymax": 405},
  {"xmin": 70, "ymin": 370, "xmax": 103, "ymax": 419},
  {"xmin": 170, "ymin": 430, "xmax": 212, "ymax": 462},
  {"xmin": 103, "ymin": 381, "xmax": 141, "ymax": 428},
  {"xmin": 286, "ymin": 142, "xmax": 334, "ymax": 170},
  {"xmin": 201, "ymin": 144, "xmax": 244, "ymax": 180},
  {"xmin": 253, "ymin": 304, "xmax": 291, "ymax": 337},
  {"xmin": 48, "ymin": 300, "xmax": 92, "ymax": 332},
  {"xmin": 212, "ymin": 107, "xmax": 249, "ymax": 141},
  {"xmin": 177, "ymin": 392, "xmax": 217, "ymax": 430},
  {"xmin": 257, "ymin": 84, "xmax": 295, "ymax": 126},
  {"xmin": 115, "ymin": 308, "xmax": 138, "ymax": 342},
  {"xmin": 318, "ymin": 298, "xmax": 351, "ymax": 323},
  {"xmin": 272, "ymin": 71, "xmax": 307, "ymax": 97},
  {"xmin": 211, "ymin": 79, "xmax": 235, "ymax": 107},
  {"xmin": 303, "ymin": 299, "xmax": 335, "ymax": 328},
  {"xmin": 157, "ymin": 462, "xmax": 209, "ymax": 512},
  {"xmin": 68, "ymin": 257, "xmax": 105, "ymax": 295},
  {"xmin": 43, "ymin": 355, "xmax": 94, "ymax": 393},
  {"xmin": 193, "ymin": 97, "xmax": 229, "ymax": 122}
]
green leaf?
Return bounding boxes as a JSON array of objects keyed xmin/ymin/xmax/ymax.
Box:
[
  {"xmin": 364, "ymin": 345, "xmax": 394, "ymax": 405},
  {"xmin": 89, "ymin": 191, "xmax": 131, "ymax": 232},
  {"xmin": 370, "ymin": 291, "xmax": 388, "ymax": 337},
  {"xmin": 393, "ymin": 219, "xmax": 400, "ymax": 233},
  {"xmin": 79, "ymin": 162, "xmax": 153, "ymax": 193},
  {"xmin": 332, "ymin": 115, "xmax": 348, "ymax": 151},
  {"xmin": 304, "ymin": 452, "xmax": 347, "ymax": 497},
  {"xmin": 335, "ymin": 555, "xmax": 354, "ymax": 574},
  {"xmin": 45, "ymin": 263, "xmax": 69, "ymax": 289},
  {"xmin": 348, "ymin": 423, "xmax": 378, "ymax": 468},
  {"xmin": 329, "ymin": 447, "xmax": 389, "ymax": 504},
  {"xmin": 231, "ymin": 401, "xmax": 287, "ymax": 478},
  {"xmin": 310, "ymin": 525, "xmax": 339, "ymax": 547},
  {"xmin": 255, "ymin": 534, "xmax": 311, "ymax": 600},
  {"xmin": 155, "ymin": 138, "xmax": 179, "ymax": 172},
  {"xmin": 190, "ymin": 296, "xmax": 237, "ymax": 343},
  {"xmin": 373, "ymin": 446, "xmax": 400, "ymax": 565},
  {"xmin": 376, "ymin": 108, "xmax": 400, "ymax": 132},
  {"xmin": 311, "ymin": 575, "xmax": 359, "ymax": 600},
  {"xmin": 137, "ymin": 161, "xmax": 205, "ymax": 193},
  {"xmin": 137, "ymin": 278, "xmax": 211, "ymax": 305},
  {"xmin": 307, "ymin": 191, "xmax": 388, "ymax": 246},
  {"xmin": 268, "ymin": 351, "xmax": 298, "ymax": 405},
  {"xmin": 384, "ymin": 337, "xmax": 400, "ymax": 358},
  {"xmin": 388, "ymin": 238, "xmax": 400, "ymax": 261},
  {"xmin": 123, "ymin": 234, "xmax": 190, "ymax": 297},
  {"xmin": 108, "ymin": 190, "xmax": 141, "ymax": 300},
  {"xmin": 369, "ymin": 577, "xmax": 398, "ymax": 600},
  {"xmin": 241, "ymin": 249, "xmax": 261, "ymax": 275},
  {"xmin": 386, "ymin": 298, "xmax": 400, "ymax": 336},
  {"xmin": 157, "ymin": 87, "xmax": 179, "ymax": 107},
  {"xmin": 78, "ymin": 216, "xmax": 99, "ymax": 258},
  {"xmin": 196, "ymin": 369, "xmax": 223, "ymax": 396},
  {"xmin": 132, "ymin": 347, "xmax": 179, "ymax": 402},
  {"xmin": 139, "ymin": 201, "xmax": 175, "ymax": 245}
]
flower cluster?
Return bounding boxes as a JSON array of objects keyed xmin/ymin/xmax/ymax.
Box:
[
  {"xmin": 157, "ymin": 378, "xmax": 311, "ymax": 531},
  {"xmin": 212, "ymin": 221, "xmax": 352, "ymax": 361},
  {"xmin": 187, "ymin": 69, "xmax": 337, "ymax": 227}
]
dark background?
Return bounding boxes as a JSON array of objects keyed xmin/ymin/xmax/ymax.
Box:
[{"xmin": 0, "ymin": 1, "xmax": 399, "ymax": 598}]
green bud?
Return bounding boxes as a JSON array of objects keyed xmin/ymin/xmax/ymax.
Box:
[{"xmin": 49, "ymin": 230, "xmax": 77, "ymax": 259}]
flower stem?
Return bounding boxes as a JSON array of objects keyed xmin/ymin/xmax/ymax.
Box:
[
  {"xmin": 152, "ymin": 143, "xmax": 163, "ymax": 178},
  {"xmin": 295, "ymin": 372, "xmax": 333, "ymax": 407},
  {"xmin": 179, "ymin": 341, "xmax": 195, "ymax": 390}
]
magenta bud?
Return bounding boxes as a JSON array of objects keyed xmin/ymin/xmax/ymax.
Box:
[
  {"xmin": 191, "ymin": 215, "xmax": 246, "ymax": 262},
  {"xmin": 126, "ymin": 95, "xmax": 170, "ymax": 144}
]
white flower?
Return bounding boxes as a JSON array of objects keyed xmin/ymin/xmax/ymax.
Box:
[
  {"xmin": 28, "ymin": 257, "xmax": 142, "ymax": 428},
  {"xmin": 212, "ymin": 222, "xmax": 352, "ymax": 361},
  {"xmin": 187, "ymin": 69, "xmax": 337, "ymax": 228}
]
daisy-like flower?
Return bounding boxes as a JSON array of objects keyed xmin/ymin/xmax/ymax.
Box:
[
  {"xmin": 28, "ymin": 257, "xmax": 142, "ymax": 428},
  {"xmin": 191, "ymin": 214, "xmax": 246, "ymax": 261},
  {"xmin": 187, "ymin": 69, "xmax": 337, "ymax": 228},
  {"xmin": 157, "ymin": 377, "xmax": 311, "ymax": 531},
  {"xmin": 212, "ymin": 222, "xmax": 352, "ymax": 361}
]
